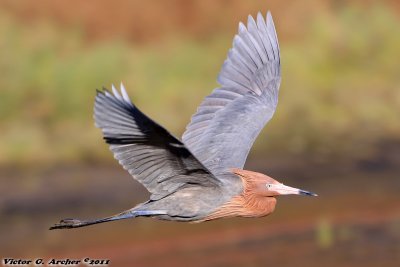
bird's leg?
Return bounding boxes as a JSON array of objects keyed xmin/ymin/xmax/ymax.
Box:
[
  {"xmin": 49, "ymin": 210, "xmax": 164, "ymax": 230},
  {"xmin": 49, "ymin": 210, "xmax": 135, "ymax": 230}
]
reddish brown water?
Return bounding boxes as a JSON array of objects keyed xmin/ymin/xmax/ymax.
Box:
[{"xmin": 1, "ymin": 159, "xmax": 399, "ymax": 267}]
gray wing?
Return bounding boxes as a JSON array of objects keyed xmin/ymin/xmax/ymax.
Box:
[
  {"xmin": 94, "ymin": 84, "xmax": 220, "ymax": 200},
  {"xmin": 182, "ymin": 12, "xmax": 281, "ymax": 172}
]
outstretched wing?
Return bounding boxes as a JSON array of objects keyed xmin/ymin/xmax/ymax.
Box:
[
  {"xmin": 182, "ymin": 12, "xmax": 281, "ymax": 172},
  {"xmin": 94, "ymin": 84, "xmax": 220, "ymax": 200}
]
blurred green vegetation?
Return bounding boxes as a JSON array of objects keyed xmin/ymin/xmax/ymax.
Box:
[
  {"xmin": 266, "ymin": 4, "xmax": 400, "ymax": 159},
  {"xmin": 0, "ymin": 3, "xmax": 399, "ymax": 166},
  {"xmin": 316, "ymin": 218, "xmax": 334, "ymax": 248}
]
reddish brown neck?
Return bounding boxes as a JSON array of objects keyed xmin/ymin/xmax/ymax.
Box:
[{"xmin": 201, "ymin": 169, "xmax": 277, "ymax": 222}]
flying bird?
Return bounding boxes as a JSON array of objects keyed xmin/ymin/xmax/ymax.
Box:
[{"xmin": 50, "ymin": 11, "xmax": 316, "ymax": 230}]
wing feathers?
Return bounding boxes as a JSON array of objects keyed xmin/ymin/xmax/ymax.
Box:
[
  {"xmin": 94, "ymin": 85, "xmax": 220, "ymax": 199},
  {"xmin": 182, "ymin": 12, "xmax": 281, "ymax": 172}
]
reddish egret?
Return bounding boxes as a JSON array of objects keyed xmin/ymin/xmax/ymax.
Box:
[{"xmin": 50, "ymin": 12, "xmax": 316, "ymax": 230}]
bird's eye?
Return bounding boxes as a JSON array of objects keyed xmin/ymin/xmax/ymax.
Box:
[{"xmin": 266, "ymin": 184, "xmax": 272, "ymax": 189}]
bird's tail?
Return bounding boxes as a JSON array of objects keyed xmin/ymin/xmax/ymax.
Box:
[{"xmin": 49, "ymin": 210, "xmax": 163, "ymax": 230}]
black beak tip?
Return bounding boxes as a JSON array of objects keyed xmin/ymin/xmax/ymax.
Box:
[{"xmin": 300, "ymin": 190, "xmax": 318, "ymax": 197}]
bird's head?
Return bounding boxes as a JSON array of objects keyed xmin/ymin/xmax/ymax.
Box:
[
  {"xmin": 232, "ymin": 169, "xmax": 317, "ymax": 197},
  {"xmin": 264, "ymin": 176, "xmax": 317, "ymax": 197}
]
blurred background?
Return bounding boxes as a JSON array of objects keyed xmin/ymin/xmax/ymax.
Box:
[{"xmin": 1, "ymin": 0, "xmax": 399, "ymax": 266}]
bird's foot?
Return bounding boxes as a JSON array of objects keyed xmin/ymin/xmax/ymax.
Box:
[{"xmin": 49, "ymin": 218, "xmax": 84, "ymax": 230}]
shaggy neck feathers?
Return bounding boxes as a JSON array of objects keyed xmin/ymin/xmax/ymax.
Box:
[{"xmin": 201, "ymin": 169, "xmax": 277, "ymax": 221}]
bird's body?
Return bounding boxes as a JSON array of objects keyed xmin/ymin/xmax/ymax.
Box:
[{"xmin": 50, "ymin": 11, "xmax": 316, "ymax": 230}]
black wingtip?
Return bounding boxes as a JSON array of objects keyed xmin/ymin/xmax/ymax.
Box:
[
  {"xmin": 96, "ymin": 88, "xmax": 104, "ymax": 95},
  {"xmin": 96, "ymin": 87, "xmax": 115, "ymax": 98}
]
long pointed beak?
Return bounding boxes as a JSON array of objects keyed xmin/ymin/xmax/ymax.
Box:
[{"xmin": 271, "ymin": 183, "xmax": 318, "ymax": 196}]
